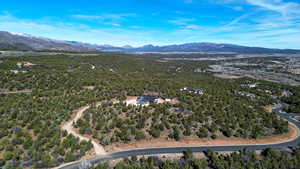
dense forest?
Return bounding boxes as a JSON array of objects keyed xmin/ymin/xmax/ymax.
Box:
[
  {"xmin": 91, "ymin": 146, "xmax": 300, "ymax": 169},
  {"xmin": 0, "ymin": 53, "xmax": 299, "ymax": 168}
]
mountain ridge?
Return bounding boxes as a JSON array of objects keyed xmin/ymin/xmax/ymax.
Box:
[{"xmin": 1, "ymin": 31, "xmax": 300, "ymax": 54}]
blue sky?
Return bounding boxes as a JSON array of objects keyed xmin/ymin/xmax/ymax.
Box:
[{"xmin": 0, "ymin": 0, "xmax": 299, "ymax": 49}]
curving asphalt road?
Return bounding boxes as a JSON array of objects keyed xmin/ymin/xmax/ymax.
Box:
[{"xmin": 59, "ymin": 103, "xmax": 300, "ymax": 169}]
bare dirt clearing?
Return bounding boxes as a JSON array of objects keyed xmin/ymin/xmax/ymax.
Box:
[{"xmin": 61, "ymin": 102, "xmax": 106, "ymax": 156}]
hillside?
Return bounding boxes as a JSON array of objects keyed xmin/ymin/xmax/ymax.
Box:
[
  {"xmin": 1, "ymin": 31, "xmax": 300, "ymax": 54},
  {"xmin": 127, "ymin": 43, "xmax": 300, "ymax": 54},
  {"xmin": 0, "ymin": 31, "xmax": 95, "ymax": 52}
]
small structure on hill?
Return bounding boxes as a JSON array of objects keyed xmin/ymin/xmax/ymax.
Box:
[
  {"xmin": 17, "ymin": 62, "xmax": 34, "ymax": 67},
  {"xmin": 234, "ymin": 90, "xmax": 256, "ymax": 99},
  {"xmin": 137, "ymin": 95, "xmax": 158, "ymax": 105},
  {"xmin": 10, "ymin": 69, "xmax": 28, "ymax": 74},
  {"xmin": 125, "ymin": 95, "xmax": 179, "ymax": 106},
  {"xmin": 242, "ymin": 83, "xmax": 258, "ymax": 88},
  {"xmin": 180, "ymin": 86, "xmax": 204, "ymax": 95},
  {"xmin": 248, "ymin": 83, "xmax": 257, "ymax": 88},
  {"xmin": 282, "ymin": 90, "xmax": 293, "ymax": 97},
  {"xmin": 125, "ymin": 95, "xmax": 158, "ymax": 106},
  {"xmin": 10, "ymin": 69, "xmax": 19, "ymax": 74}
]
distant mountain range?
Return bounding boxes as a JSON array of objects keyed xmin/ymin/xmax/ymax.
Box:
[{"xmin": 1, "ymin": 31, "xmax": 300, "ymax": 54}]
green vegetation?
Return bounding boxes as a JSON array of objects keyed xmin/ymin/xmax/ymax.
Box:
[
  {"xmin": 0, "ymin": 53, "xmax": 296, "ymax": 168},
  {"xmin": 77, "ymin": 80, "xmax": 288, "ymax": 145},
  {"xmin": 91, "ymin": 146, "xmax": 300, "ymax": 169},
  {"xmin": 283, "ymin": 90, "xmax": 300, "ymax": 113}
]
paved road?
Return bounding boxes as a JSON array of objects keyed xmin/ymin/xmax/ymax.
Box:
[{"xmin": 59, "ymin": 103, "xmax": 300, "ymax": 169}]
